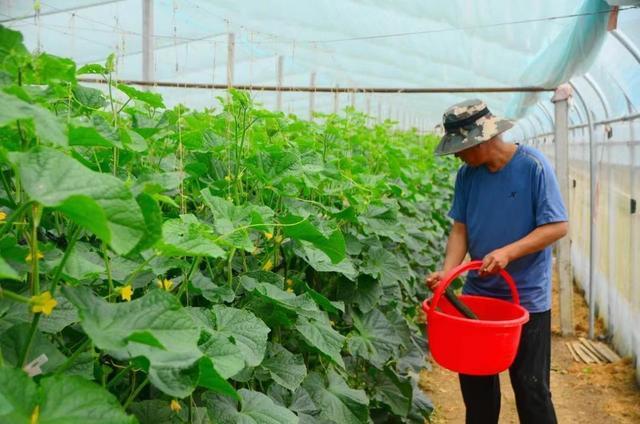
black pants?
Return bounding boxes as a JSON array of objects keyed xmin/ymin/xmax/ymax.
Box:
[{"xmin": 458, "ymin": 310, "xmax": 557, "ymax": 424}]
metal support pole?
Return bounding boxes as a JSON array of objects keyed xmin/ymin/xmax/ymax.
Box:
[
  {"xmin": 571, "ymin": 82, "xmax": 597, "ymax": 340},
  {"xmin": 276, "ymin": 56, "xmax": 283, "ymax": 111},
  {"xmin": 142, "ymin": 0, "xmax": 154, "ymax": 83},
  {"xmin": 552, "ymin": 84, "xmax": 574, "ymax": 336},
  {"xmin": 227, "ymin": 33, "xmax": 235, "ymax": 89},
  {"xmin": 309, "ymin": 72, "xmax": 316, "ymax": 120},
  {"xmin": 333, "ymin": 85, "xmax": 339, "ymax": 114}
]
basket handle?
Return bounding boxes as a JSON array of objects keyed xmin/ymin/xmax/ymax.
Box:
[{"xmin": 429, "ymin": 260, "xmax": 520, "ymax": 313}]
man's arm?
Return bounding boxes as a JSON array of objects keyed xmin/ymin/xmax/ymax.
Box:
[
  {"xmin": 480, "ymin": 221, "xmax": 568, "ymax": 275},
  {"xmin": 426, "ymin": 220, "xmax": 468, "ymax": 289}
]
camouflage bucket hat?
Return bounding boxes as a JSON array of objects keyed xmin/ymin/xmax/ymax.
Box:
[{"xmin": 435, "ymin": 99, "xmax": 514, "ymax": 156}]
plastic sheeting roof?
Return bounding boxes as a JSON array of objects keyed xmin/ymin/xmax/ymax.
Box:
[{"xmin": 2, "ymin": 0, "xmax": 639, "ymax": 136}]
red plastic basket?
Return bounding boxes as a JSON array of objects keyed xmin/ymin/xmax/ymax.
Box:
[{"xmin": 422, "ymin": 261, "xmax": 530, "ymax": 375}]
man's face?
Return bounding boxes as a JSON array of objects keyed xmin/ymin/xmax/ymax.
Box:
[{"xmin": 454, "ymin": 143, "xmax": 484, "ymax": 167}]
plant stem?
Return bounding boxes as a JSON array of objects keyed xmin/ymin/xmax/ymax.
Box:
[
  {"xmin": 19, "ymin": 314, "xmax": 41, "ymax": 367},
  {"xmin": 107, "ymin": 365, "xmax": 131, "ymax": 389},
  {"xmin": 177, "ymin": 256, "xmax": 202, "ymax": 300},
  {"xmin": 54, "ymin": 338, "xmax": 90, "ymax": 374},
  {"xmin": 123, "ymin": 376, "xmax": 149, "ymax": 409},
  {"xmin": 102, "ymin": 243, "xmax": 114, "ymax": 300},
  {"xmin": 49, "ymin": 225, "xmax": 80, "ymax": 297},
  {"xmin": 0, "ymin": 287, "xmax": 31, "ymax": 303},
  {"xmin": 29, "ymin": 204, "xmax": 40, "ymax": 294},
  {"xmin": 0, "ymin": 201, "xmax": 33, "ymax": 239},
  {"xmin": 227, "ymin": 248, "xmax": 236, "ymax": 287}
]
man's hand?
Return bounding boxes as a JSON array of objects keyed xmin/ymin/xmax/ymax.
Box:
[
  {"xmin": 479, "ymin": 248, "xmax": 510, "ymax": 276},
  {"xmin": 425, "ymin": 271, "xmax": 445, "ymax": 291}
]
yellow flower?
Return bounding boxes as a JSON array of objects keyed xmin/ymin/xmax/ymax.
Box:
[
  {"xmin": 262, "ymin": 259, "xmax": 273, "ymax": 271},
  {"xmin": 120, "ymin": 285, "xmax": 133, "ymax": 302},
  {"xmin": 0, "ymin": 211, "xmax": 7, "ymax": 223},
  {"xmin": 170, "ymin": 399, "xmax": 182, "ymax": 413},
  {"xmin": 31, "ymin": 291, "xmax": 57, "ymax": 316},
  {"xmin": 274, "ymin": 235, "xmax": 283, "ymax": 244},
  {"xmin": 157, "ymin": 278, "xmax": 173, "ymax": 291},
  {"xmin": 224, "ymin": 174, "xmax": 233, "ymax": 182},
  {"xmin": 264, "ymin": 232, "xmax": 273, "ymax": 240},
  {"xmin": 30, "ymin": 405, "xmax": 39, "ymax": 424},
  {"xmin": 286, "ymin": 287, "xmax": 294, "ymax": 294},
  {"xmin": 286, "ymin": 279, "xmax": 294, "ymax": 287},
  {"xmin": 25, "ymin": 251, "xmax": 44, "ymax": 262}
]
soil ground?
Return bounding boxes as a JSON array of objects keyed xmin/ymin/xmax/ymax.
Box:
[{"xmin": 420, "ymin": 273, "xmax": 640, "ymax": 423}]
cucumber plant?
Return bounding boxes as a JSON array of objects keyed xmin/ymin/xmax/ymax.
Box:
[{"xmin": 0, "ymin": 25, "xmax": 455, "ymax": 424}]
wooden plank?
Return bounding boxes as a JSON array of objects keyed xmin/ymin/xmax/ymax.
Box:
[
  {"xmin": 573, "ymin": 342, "xmax": 599, "ymax": 364},
  {"xmin": 592, "ymin": 341, "xmax": 622, "ymax": 363},
  {"xmin": 565, "ymin": 342, "xmax": 580, "ymax": 362},
  {"xmin": 578, "ymin": 337, "xmax": 608, "ymax": 362}
]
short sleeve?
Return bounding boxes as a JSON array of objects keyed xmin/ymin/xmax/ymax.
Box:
[
  {"xmin": 533, "ymin": 157, "xmax": 568, "ymax": 226},
  {"xmin": 448, "ymin": 167, "xmax": 468, "ymax": 223}
]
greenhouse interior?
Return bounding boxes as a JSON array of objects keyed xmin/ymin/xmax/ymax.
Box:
[{"xmin": 1, "ymin": 0, "xmax": 639, "ymax": 422}]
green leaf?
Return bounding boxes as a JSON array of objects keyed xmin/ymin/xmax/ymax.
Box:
[
  {"xmin": 188, "ymin": 306, "xmax": 270, "ymax": 377},
  {"xmin": 302, "ymin": 282, "xmax": 345, "ymax": 314},
  {"xmin": 190, "ymin": 272, "xmax": 235, "ymax": 303},
  {"xmin": 0, "ymin": 324, "xmax": 67, "ymax": 374},
  {"xmin": 295, "ymin": 311, "xmax": 345, "ymax": 369},
  {"xmin": 0, "ymin": 367, "xmax": 39, "ymax": 423},
  {"xmin": 40, "ymin": 373, "xmax": 137, "ymax": 423},
  {"xmin": 38, "ymin": 295, "xmax": 79, "ymax": 334},
  {"xmin": 303, "ymin": 370, "xmax": 369, "ymax": 424},
  {"xmin": 201, "ymin": 190, "xmax": 254, "ymax": 252},
  {"xmin": 157, "ymin": 214, "xmax": 226, "ymax": 258},
  {"xmin": 8, "ymin": 148, "xmax": 146, "ymax": 254},
  {"xmin": 281, "ymin": 214, "xmax": 345, "ymax": 263},
  {"xmin": 0, "ymin": 367, "xmax": 136, "ymax": 424},
  {"xmin": 210, "ymin": 305, "xmax": 270, "ymax": 368},
  {"xmin": 0, "ymin": 255, "xmax": 20, "ymax": 280},
  {"xmin": 63, "ymin": 286, "xmax": 206, "ymax": 397},
  {"xmin": 0, "ymin": 26, "xmax": 28, "ymax": 59},
  {"xmin": 204, "ymin": 388, "xmax": 298, "ymax": 424},
  {"xmin": 0, "ymin": 91, "xmax": 67, "ymax": 146},
  {"xmin": 361, "ymin": 247, "xmax": 410, "ymax": 286},
  {"xmin": 60, "ymin": 243, "xmax": 105, "ymax": 282},
  {"xmin": 129, "ymin": 192, "xmax": 163, "ymax": 254},
  {"xmin": 293, "ymin": 242, "xmax": 357, "ymax": 281},
  {"xmin": 117, "ymin": 83, "xmax": 165, "ymax": 108},
  {"xmin": 372, "ymin": 367, "xmax": 412, "ymax": 417},
  {"xmin": 259, "ymin": 343, "xmax": 307, "ymax": 392},
  {"xmin": 77, "ymin": 63, "xmax": 108, "ymax": 75},
  {"xmin": 129, "ymin": 400, "xmax": 179, "ymax": 424},
  {"xmin": 68, "ymin": 116, "xmax": 122, "ymax": 148},
  {"xmin": 406, "ymin": 375, "xmax": 433, "ymax": 423},
  {"xmin": 346, "ymin": 309, "xmax": 403, "ymax": 368},
  {"xmin": 25, "ymin": 53, "xmax": 76, "ymax": 84}
]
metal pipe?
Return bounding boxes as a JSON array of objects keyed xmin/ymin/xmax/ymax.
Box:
[
  {"xmin": 571, "ymin": 82, "xmax": 597, "ymax": 340},
  {"xmin": 611, "ymin": 29, "xmax": 640, "ymax": 65},
  {"xmin": 75, "ymin": 77, "xmax": 553, "ymax": 93},
  {"xmin": 0, "ymin": 0, "xmax": 125, "ymax": 23},
  {"xmin": 527, "ymin": 112, "xmax": 640, "ymax": 138}
]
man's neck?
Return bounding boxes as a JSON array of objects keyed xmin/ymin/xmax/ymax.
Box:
[{"xmin": 485, "ymin": 141, "xmax": 518, "ymax": 173}]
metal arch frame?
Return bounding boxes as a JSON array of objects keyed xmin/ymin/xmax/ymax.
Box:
[
  {"xmin": 611, "ymin": 29, "xmax": 640, "ymax": 65},
  {"xmin": 530, "ymin": 112, "xmax": 548, "ymax": 142},
  {"xmin": 570, "ymin": 79, "xmax": 597, "ymax": 340},
  {"xmin": 583, "ymin": 73, "xmax": 611, "ymax": 119},
  {"xmin": 523, "ymin": 115, "xmax": 541, "ymax": 144},
  {"xmin": 537, "ymin": 102, "xmax": 555, "ymax": 133}
]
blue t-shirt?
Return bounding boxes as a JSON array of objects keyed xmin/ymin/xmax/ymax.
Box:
[{"xmin": 448, "ymin": 145, "xmax": 568, "ymax": 312}]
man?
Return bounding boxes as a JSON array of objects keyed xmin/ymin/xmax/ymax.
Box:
[{"xmin": 426, "ymin": 99, "xmax": 568, "ymax": 424}]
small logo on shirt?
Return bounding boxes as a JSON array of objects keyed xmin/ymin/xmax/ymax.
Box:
[{"xmin": 509, "ymin": 191, "xmax": 517, "ymax": 198}]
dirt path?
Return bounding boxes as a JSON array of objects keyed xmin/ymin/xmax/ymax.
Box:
[{"xmin": 420, "ymin": 274, "xmax": 640, "ymax": 423}]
